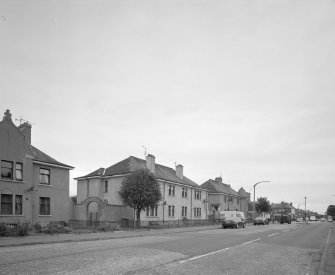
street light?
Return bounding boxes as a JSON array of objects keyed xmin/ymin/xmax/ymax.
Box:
[{"xmin": 253, "ymin": 181, "xmax": 270, "ymax": 212}]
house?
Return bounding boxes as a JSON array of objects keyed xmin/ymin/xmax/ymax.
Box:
[
  {"xmin": 74, "ymin": 154, "xmax": 209, "ymax": 223},
  {"xmin": 0, "ymin": 109, "xmax": 74, "ymax": 225},
  {"xmin": 200, "ymin": 177, "xmax": 249, "ymax": 218}
]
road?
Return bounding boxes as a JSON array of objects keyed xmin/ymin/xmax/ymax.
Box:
[{"xmin": 0, "ymin": 221, "xmax": 334, "ymax": 275}]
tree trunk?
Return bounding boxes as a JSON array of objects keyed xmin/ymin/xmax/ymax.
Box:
[{"xmin": 136, "ymin": 208, "xmax": 141, "ymax": 228}]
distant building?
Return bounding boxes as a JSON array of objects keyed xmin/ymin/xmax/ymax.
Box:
[
  {"xmin": 200, "ymin": 177, "xmax": 249, "ymax": 218},
  {"xmin": 0, "ymin": 109, "xmax": 74, "ymax": 225},
  {"xmin": 74, "ymin": 155, "xmax": 209, "ymax": 223},
  {"xmin": 271, "ymin": 202, "xmax": 295, "ymax": 221}
]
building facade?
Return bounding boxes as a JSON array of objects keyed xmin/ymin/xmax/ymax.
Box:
[
  {"xmin": 74, "ymin": 154, "xmax": 209, "ymax": 223},
  {"xmin": 271, "ymin": 202, "xmax": 295, "ymax": 221},
  {"xmin": 200, "ymin": 177, "xmax": 249, "ymax": 218},
  {"xmin": 0, "ymin": 109, "xmax": 73, "ymax": 225}
]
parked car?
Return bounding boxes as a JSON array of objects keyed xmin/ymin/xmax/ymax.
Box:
[
  {"xmin": 320, "ymin": 217, "xmax": 326, "ymax": 222},
  {"xmin": 328, "ymin": 217, "xmax": 333, "ymax": 222},
  {"xmin": 254, "ymin": 217, "xmax": 269, "ymax": 225},
  {"xmin": 221, "ymin": 211, "xmax": 246, "ymax": 229}
]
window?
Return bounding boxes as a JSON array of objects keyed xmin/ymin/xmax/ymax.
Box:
[
  {"xmin": 1, "ymin": 194, "xmax": 13, "ymax": 214},
  {"xmin": 15, "ymin": 163, "xmax": 23, "ymax": 181},
  {"xmin": 15, "ymin": 195, "xmax": 22, "ymax": 215},
  {"xmin": 237, "ymin": 198, "xmax": 240, "ymax": 204},
  {"xmin": 193, "ymin": 207, "xmax": 201, "ymax": 218},
  {"xmin": 182, "ymin": 188, "xmax": 187, "ymax": 198},
  {"xmin": 224, "ymin": 196, "xmax": 227, "ymax": 203},
  {"xmin": 182, "ymin": 206, "xmax": 187, "ymax": 217},
  {"xmin": 1, "ymin": 160, "xmax": 13, "ymax": 180},
  {"xmin": 168, "ymin": 205, "xmax": 175, "ymax": 217},
  {"xmin": 146, "ymin": 206, "xmax": 158, "ymax": 217},
  {"xmin": 39, "ymin": 168, "xmax": 50, "ymax": 185},
  {"xmin": 104, "ymin": 181, "xmax": 108, "ymax": 193},
  {"xmin": 195, "ymin": 190, "xmax": 201, "ymax": 200},
  {"xmin": 168, "ymin": 185, "xmax": 175, "ymax": 196},
  {"xmin": 39, "ymin": 197, "xmax": 50, "ymax": 215}
]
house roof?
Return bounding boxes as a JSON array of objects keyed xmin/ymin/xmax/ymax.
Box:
[
  {"xmin": 78, "ymin": 156, "xmax": 202, "ymax": 189},
  {"xmin": 31, "ymin": 146, "xmax": 74, "ymax": 169},
  {"xmin": 200, "ymin": 179, "xmax": 240, "ymax": 197},
  {"xmin": 238, "ymin": 187, "xmax": 250, "ymax": 198},
  {"xmin": 271, "ymin": 202, "xmax": 294, "ymax": 209},
  {"xmin": 0, "ymin": 109, "xmax": 73, "ymax": 170}
]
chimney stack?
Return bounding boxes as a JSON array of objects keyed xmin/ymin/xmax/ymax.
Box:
[
  {"xmin": 146, "ymin": 154, "xmax": 155, "ymax": 174},
  {"xmin": 176, "ymin": 164, "xmax": 183, "ymax": 179},
  {"xmin": 215, "ymin": 176, "xmax": 223, "ymax": 184},
  {"xmin": 19, "ymin": 122, "xmax": 32, "ymax": 145}
]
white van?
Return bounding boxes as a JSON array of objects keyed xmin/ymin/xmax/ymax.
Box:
[{"xmin": 220, "ymin": 211, "xmax": 246, "ymax": 229}]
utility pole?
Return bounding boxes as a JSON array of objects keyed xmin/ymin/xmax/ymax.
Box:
[{"xmin": 304, "ymin": 196, "xmax": 307, "ymax": 222}]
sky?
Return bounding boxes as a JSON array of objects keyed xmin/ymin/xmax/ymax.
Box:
[{"xmin": 1, "ymin": 0, "xmax": 335, "ymax": 214}]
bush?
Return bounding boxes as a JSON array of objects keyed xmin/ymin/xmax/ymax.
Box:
[
  {"xmin": 0, "ymin": 223, "xmax": 9, "ymax": 237},
  {"xmin": 0, "ymin": 222, "xmax": 29, "ymax": 237}
]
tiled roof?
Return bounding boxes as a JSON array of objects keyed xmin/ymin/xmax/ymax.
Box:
[
  {"xmin": 31, "ymin": 146, "xmax": 74, "ymax": 169},
  {"xmin": 238, "ymin": 187, "xmax": 250, "ymax": 197},
  {"xmin": 200, "ymin": 179, "xmax": 240, "ymax": 196},
  {"xmin": 271, "ymin": 203, "xmax": 293, "ymax": 209},
  {"xmin": 79, "ymin": 156, "xmax": 202, "ymax": 189}
]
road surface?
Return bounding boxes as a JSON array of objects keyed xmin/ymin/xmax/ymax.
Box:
[{"xmin": 0, "ymin": 221, "xmax": 333, "ymax": 274}]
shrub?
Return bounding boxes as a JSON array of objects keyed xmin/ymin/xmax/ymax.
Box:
[
  {"xmin": 0, "ymin": 223, "xmax": 9, "ymax": 237},
  {"xmin": 0, "ymin": 222, "xmax": 29, "ymax": 237}
]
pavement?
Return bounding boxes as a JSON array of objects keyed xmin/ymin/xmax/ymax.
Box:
[{"xmin": 0, "ymin": 224, "xmax": 222, "ymax": 248}]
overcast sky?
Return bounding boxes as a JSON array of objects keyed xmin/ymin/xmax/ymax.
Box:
[{"xmin": 1, "ymin": 0, "xmax": 334, "ymax": 214}]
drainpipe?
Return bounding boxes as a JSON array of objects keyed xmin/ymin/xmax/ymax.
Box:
[{"xmin": 191, "ymin": 188, "xmax": 193, "ymax": 220}]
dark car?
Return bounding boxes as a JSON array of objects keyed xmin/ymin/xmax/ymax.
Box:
[
  {"xmin": 280, "ymin": 215, "xmax": 292, "ymax": 224},
  {"xmin": 254, "ymin": 217, "xmax": 269, "ymax": 225}
]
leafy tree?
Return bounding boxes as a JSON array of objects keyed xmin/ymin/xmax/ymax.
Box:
[
  {"xmin": 119, "ymin": 168, "xmax": 162, "ymax": 227},
  {"xmin": 326, "ymin": 205, "xmax": 335, "ymax": 217},
  {"xmin": 255, "ymin": 197, "xmax": 271, "ymax": 213}
]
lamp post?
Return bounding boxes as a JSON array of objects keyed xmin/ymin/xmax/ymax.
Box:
[
  {"xmin": 304, "ymin": 196, "xmax": 307, "ymax": 222},
  {"xmin": 253, "ymin": 181, "xmax": 270, "ymax": 213}
]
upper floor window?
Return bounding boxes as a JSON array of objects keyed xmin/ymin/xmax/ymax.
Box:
[
  {"xmin": 182, "ymin": 188, "xmax": 187, "ymax": 198},
  {"xmin": 195, "ymin": 190, "xmax": 201, "ymax": 200},
  {"xmin": 15, "ymin": 163, "xmax": 23, "ymax": 181},
  {"xmin": 168, "ymin": 185, "xmax": 175, "ymax": 196},
  {"xmin": 104, "ymin": 181, "xmax": 108, "ymax": 193},
  {"xmin": 1, "ymin": 160, "xmax": 13, "ymax": 180},
  {"xmin": 39, "ymin": 168, "xmax": 50, "ymax": 185}
]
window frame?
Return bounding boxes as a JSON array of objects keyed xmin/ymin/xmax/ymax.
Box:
[
  {"xmin": 1, "ymin": 160, "xmax": 14, "ymax": 180},
  {"xmin": 39, "ymin": 168, "xmax": 51, "ymax": 185},
  {"xmin": 1, "ymin": 194, "xmax": 13, "ymax": 215},
  {"xmin": 15, "ymin": 162, "xmax": 23, "ymax": 181},
  {"xmin": 104, "ymin": 180, "xmax": 108, "ymax": 193},
  {"xmin": 39, "ymin": 197, "xmax": 51, "ymax": 215},
  {"xmin": 15, "ymin": 195, "xmax": 22, "ymax": 215}
]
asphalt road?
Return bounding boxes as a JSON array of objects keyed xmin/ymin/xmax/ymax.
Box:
[{"xmin": 0, "ymin": 221, "xmax": 333, "ymax": 275}]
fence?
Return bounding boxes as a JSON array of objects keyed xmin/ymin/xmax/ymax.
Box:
[{"xmin": 68, "ymin": 219, "xmax": 220, "ymax": 230}]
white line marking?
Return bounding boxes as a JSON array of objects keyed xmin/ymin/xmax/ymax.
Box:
[
  {"xmin": 283, "ymin": 229, "xmax": 289, "ymax": 232},
  {"xmin": 180, "ymin": 247, "xmax": 231, "ymax": 263},
  {"xmin": 180, "ymin": 238, "xmax": 261, "ymax": 263},
  {"xmin": 268, "ymin": 233, "xmax": 279, "ymax": 237},
  {"xmin": 241, "ymin": 238, "xmax": 261, "ymax": 245}
]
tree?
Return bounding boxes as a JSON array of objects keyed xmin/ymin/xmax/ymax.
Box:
[
  {"xmin": 326, "ymin": 205, "xmax": 335, "ymax": 217},
  {"xmin": 255, "ymin": 197, "xmax": 271, "ymax": 213},
  {"xmin": 119, "ymin": 168, "xmax": 162, "ymax": 227}
]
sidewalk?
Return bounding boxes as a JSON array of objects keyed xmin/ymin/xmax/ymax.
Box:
[{"xmin": 0, "ymin": 224, "xmax": 222, "ymax": 248}]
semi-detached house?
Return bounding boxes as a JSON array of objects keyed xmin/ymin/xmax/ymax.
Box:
[
  {"xmin": 74, "ymin": 154, "xmax": 209, "ymax": 223},
  {"xmin": 0, "ymin": 109, "xmax": 74, "ymax": 225}
]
